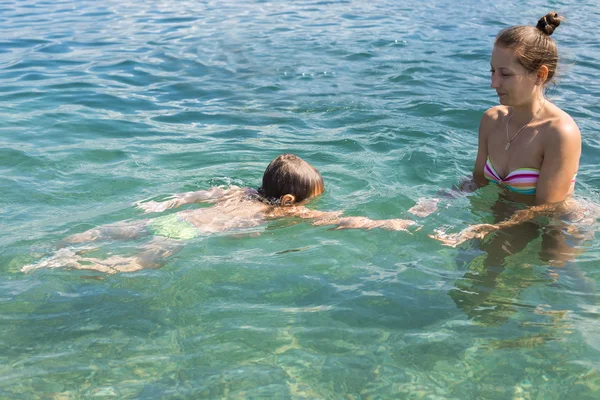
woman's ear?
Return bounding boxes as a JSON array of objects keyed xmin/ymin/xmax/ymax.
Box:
[
  {"xmin": 280, "ymin": 194, "xmax": 296, "ymax": 206},
  {"xmin": 536, "ymin": 65, "xmax": 549, "ymax": 85}
]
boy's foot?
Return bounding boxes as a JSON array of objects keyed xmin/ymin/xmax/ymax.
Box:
[{"xmin": 21, "ymin": 249, "xmax": 82, "ymax": 273}]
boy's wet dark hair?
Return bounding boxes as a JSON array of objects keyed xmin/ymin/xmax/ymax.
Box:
[{"xmin": 259, "ymin": 154, "xmax": 324, "ymax": 203}]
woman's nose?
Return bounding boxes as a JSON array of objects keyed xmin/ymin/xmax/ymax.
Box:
[{"xmin": 490, "ymin": 74, "xmax": 500, "ymax": 89}]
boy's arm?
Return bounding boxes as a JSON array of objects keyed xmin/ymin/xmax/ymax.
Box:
[
  {"xmin": 322, "ymin": 216, "xmax": 416, "ymax": 231},
  {"xmin": 136, "ymin": 186, "xmax": 239, "ymax": 213},
  {"xmin": 288, "ymin": 207, "xmax": 416, "ymax": 232}
]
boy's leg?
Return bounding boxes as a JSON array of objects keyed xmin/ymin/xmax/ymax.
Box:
[
  {"xmin": 23, "ymin": 238, "xmax": 184, "ymax": 274},
  {"xmin": 126, "ymin": 237, "xmax": 184, "ymax": 270},
  {"xmin": 78, "ymin": 238, "xmax": 183, "ymax": 272},
  {"xmin": 79, "ymin": 238, "xmax": 184, "ymax": 273},
  {"xmin": 61, "ymin": 220, "xmax": 151, "ymax": 245}
]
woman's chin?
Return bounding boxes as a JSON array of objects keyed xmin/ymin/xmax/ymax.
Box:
[{"xmin": 497, "ymin": 95, "xmax": 509, "ymax": 105}]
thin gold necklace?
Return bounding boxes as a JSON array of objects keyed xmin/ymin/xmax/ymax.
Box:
[{"xmin": 505, "ymin": 98, "xmax": 546, "ymax": 151}]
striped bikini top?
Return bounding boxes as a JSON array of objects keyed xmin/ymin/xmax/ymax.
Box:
[{"xmin": 483, "ymin": 157, "xmax": 576, "ymax": 195}]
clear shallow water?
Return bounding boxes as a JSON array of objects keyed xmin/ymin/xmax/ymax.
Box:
[{"xmin": 1, "ymin": 0, "xmax": 600, "ymax": 398}]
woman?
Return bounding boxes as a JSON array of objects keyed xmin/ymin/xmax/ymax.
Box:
[
  {"xmin": 435, "ymin": 11, "xmax": 585, "ymax": 249},
  {"xmin": 431, "ymin": 12, "xmax": 593, "ymax": 324}
]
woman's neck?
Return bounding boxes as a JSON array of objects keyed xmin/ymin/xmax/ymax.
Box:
[{"xmin": 509, "ymin": 93, "xmax": 546, "ymax": 124}]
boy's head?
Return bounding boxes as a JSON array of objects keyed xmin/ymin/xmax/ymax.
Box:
[{"xmin": 259, "ymin": 154, "xmax": 324, "ymax": 206}]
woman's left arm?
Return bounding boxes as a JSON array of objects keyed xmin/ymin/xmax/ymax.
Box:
[
  {"xmin": 494, "ymin": 122, "xmax": 581, "ymax": 228},
  {"xmin": 535, "ymin": 122, "xmax": 581, "ymax": 204}
]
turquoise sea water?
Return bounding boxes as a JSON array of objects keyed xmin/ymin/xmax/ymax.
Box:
[{"xmin": 1, "ymin": 0, "xmax": 600, "ymax": 398}]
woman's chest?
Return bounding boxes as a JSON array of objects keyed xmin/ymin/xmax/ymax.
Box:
[{"xmin": 486, "ymin": 126, "xmax": 545, "ymax": 176}]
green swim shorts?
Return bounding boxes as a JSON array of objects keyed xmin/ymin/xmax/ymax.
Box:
[{"xmin": 148, "ymin": 214, "xmax": 199, "ymax": 240}]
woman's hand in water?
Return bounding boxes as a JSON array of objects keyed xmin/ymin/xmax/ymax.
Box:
[
  {"xmin": 458, "ymin": 177, "xmax": 481, "ymax": 193},
  {"xmin": 430, "ymin": 223, "xmax": 498, "ymax": 247}
]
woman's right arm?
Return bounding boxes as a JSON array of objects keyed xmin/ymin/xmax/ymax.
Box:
[
  {"xmin": 472, "ymin": 110, "xmax": 492, "ymax": 184},
  {"xmin": 446, "ymin": 109, "xmax": 493, "ymax": 194}
]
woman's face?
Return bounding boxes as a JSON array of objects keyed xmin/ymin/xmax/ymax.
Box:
[{"xmin": 490, "ymin": 45, "xmax": 537, "ymax": 106}]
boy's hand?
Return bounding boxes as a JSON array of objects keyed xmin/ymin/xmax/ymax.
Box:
[
  {"xmin": 379, "ymin": 219, "xmax": 417, "ymax": 231},
  {"xmin": 135, "ymin": 199, "xmax": 172, "ymax": 213}
]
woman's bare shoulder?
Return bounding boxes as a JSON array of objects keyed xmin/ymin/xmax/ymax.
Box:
[
  {"xmin": 479, "ymin": 106, "xmax": 507, "ymax": 141},
  {"xmin": 544, "ymin": 108, "xmax": 581, "ymax": 145},
  {"xmin": 481, "ymin": 105, "xmax": 508, "ymax": 123}
]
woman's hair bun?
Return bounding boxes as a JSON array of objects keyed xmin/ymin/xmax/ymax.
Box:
[{"xmin": 536, "ymin": 12, "xmax": 561, "ymax": 36}]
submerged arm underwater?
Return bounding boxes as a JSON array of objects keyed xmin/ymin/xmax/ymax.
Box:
[{"xmin": 431, "ymin": 201, "xmax": 575, "ymax": 248}]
